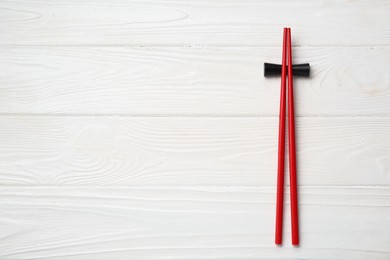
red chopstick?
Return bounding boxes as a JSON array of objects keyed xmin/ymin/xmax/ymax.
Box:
[
  {"xmin": 275, "ymin": 28, "xmax": 299, "ymax": 246},
  {"xmin": 275, "ymin": 28, "xmax": 287, "ymax": 245},
  {"xmin": 287, "ymin": 28, "xmax": 299, "ymax": 246}
]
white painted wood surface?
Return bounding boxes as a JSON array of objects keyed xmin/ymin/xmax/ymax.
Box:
[
  {"xmin": 0, "ymin": 0, "xmax": 389, "ymax": 259},
  {"xmin": 0, "ymin": 117, "xmax": 389, "ymax": 186},
  {"xmin": 1, "ymin": 0, "xmax": 390, "ymax": 46},
  {"xmin": 0, "ymin": 187, "xmax": 389, "ymax": 259},
  {"xmin": 1, "ymin": 47, "xmax": 390, "ymax": 115}
]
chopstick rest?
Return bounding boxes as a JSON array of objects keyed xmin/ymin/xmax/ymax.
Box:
[
  {"xmin": 264, "ymin": 63, "xmax": 310, "ymax": 77},
  {"xmin": 264, "ymin": 28, "xmax": 310, "ymax": 246}
]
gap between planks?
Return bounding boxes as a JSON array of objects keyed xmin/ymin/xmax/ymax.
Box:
[
  {"xmin": 1, "ymin": 185, "xmax": 389, "ymax": 189},
  {"xmin": 2, "ymin": 45, "xmax": 390, "ymax": 48},
  {"xmin": 0, "ymin": 114, "xmax": 389, "ymax": 118}
]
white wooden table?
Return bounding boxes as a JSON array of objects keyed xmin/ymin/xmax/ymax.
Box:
[{"xmin": 0, "ymin": 1, "xmax": 389, "ymax": 259}]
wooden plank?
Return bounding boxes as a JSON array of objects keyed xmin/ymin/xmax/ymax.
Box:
[
  {"xmin": 0, "ymin": 186, "xmax": 389, "ymax": 259},
  {"xmin": 0, "ymin": 0, "xmax": 389, "ymax": 46},
  {"xmin": 0, "ymin": 116, "xmax": 389, "ymax": 186},
  {"xmin": 1, "ymin": 47, "xmax": 390, "ymax": 115}
]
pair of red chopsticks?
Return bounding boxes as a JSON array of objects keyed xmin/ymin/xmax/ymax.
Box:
[{"xmin": 275, "ymin": 28, "xmax": 299, "ymax": 246}]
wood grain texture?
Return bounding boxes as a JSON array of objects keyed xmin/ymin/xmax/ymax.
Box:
[
  {"xmin": 1, "ymin": 0, "xmax": 390, "ymax": 258},
  {"xmin": 0, "ymin": 186, "xmax": 389, "ymax": 260},
  {"xmin": 0, "ymin": 0, "xmax": 390, "ymax": 46},
  {"xmin": 0, "ymin": 116, "xmax": 389, "ymax": 186},
  {"xmin": 1, "ymin": 46, "xmax": 390, "ymax": 115}
]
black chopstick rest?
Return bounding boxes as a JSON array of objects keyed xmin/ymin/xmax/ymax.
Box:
[{"xmin": 264, "ymin": 63, "xmax": 310, "ymax": 77}]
